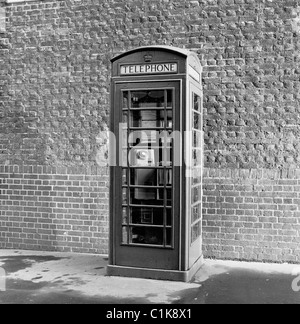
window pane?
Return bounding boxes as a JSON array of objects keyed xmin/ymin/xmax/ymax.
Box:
[
  {"xmin": 163, "ymin": 168, "xmax": 173, "ymax": 185},
  {"xmin": 130, "ymin": 187, "xmax": 159, "ymax": 202},
  {"xmin": 193, "ymin": 131, "xmax": 201, "ymax": 148},
  {"xmin": 166, "ymin": 228, "xmax": 172, "ymax": 246},
  {"xmin": 167, "ymin": 90, "xmax": 173, "ymax": 107},
  {"xmin": 192, "ymin": 185, "xmax": 201, "ymax": 204},
  {"xmin": 131, "ymin": 90, "xmax": 165, "ymax": 108},
  {"xmin": 123, "ymin": 111, "xmax": 128, "ymax": 124},
  {"xmin": 122, "ymin": 149, "xmax": 128, "ymax": 167},
  {"xmin": 166, "ymin": 209, "xmax": 172, "ymax": 226},
  {"xmin": 123, "ymin": 92, "xmax": 129, "ymax": 109},
  {"xmin": 131, "ymin": 227, "xmax": 164, "ymax": 245},
  {"xmin": 192, "ymin": 167, "xmax": 201, "ymax": 185},
  {"xmin": 192, "ymin": 149, "xmax": 202, "ymax": 167},
  {"xmin": 192, "ymin": 203, "xmax": 202, "ymax": 223},
  {"xmin": 130, "ymin": 207, "xmax": 164, "ymax": 225},
  {"xmin": 194, "ymin": 93, "xmax": 201, "ymax": 112},
  {"xmin": 122, "ymin": 227, "xmax": 129, "ymax": 244},
  {"xmin": 157, "ymin": 168, "xmax": 172, "ymax": 186},
  {"xmin": 158, "ymin": 110, "xmax": 173, "ymax": 128},
  {"xmin": 129, "ymin": 109, "xmax": 173, "ymax": 129},
  {"xmin": 122, "ymin": 208, "xmax": 128, "ymax": 224},
  {"xmin": 122, "ymin": 188, "xmax": 128, "ymax": 204},
  {"xmin": 122, "ymin": 169, "xmax": 128, "ymax": 185},
  {"xmin": 128, "ymin": 130, "xmax": 157, "ymax": 146},
  {"xmin": 166, "ymin": 188, "xmax": 172, "ymax": 206},
  {"xmin": 130, "ymin": 110, "xmax": 159, "ymax": 128},
  {"xmin": 194, "ymin": 111, "xmax": 201, "ymax": 130},
  {"xmin": 130, "ymin": 168, "xmax": 157, "ymax": 187},
  {"xmin": 191, "ymin": 222, "xmax": 201, "ymax": 243}
]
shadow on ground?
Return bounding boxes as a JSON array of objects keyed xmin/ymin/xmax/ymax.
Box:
[{"xmin": 176, "ymin": 269, "xmax": 300, "ymax": 304}]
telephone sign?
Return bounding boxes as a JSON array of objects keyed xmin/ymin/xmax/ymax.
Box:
[{"xmin": 120, "ymin": 63, "xmax": 178, "ymax": 76}]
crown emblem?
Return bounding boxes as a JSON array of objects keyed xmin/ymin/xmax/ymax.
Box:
[{"xmin": 144, "ymin": 54, "xmax": 153, "ymax": 62}]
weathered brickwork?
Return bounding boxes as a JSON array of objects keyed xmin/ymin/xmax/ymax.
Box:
[{"xmin": 1, "ymin": 0, "xmax": 300, "ymax": 261}]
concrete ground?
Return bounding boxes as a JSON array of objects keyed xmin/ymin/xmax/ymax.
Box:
[{"xmin": 0, "ymin": 249, "xmax": 300, "ymax": 304}]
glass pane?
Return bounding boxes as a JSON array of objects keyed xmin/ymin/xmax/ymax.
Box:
[
  {"xmin": 194, "ymin": 111, "xmax": 201, "ymax": 130},
  {"xmin": 157, "ymin": 186, "xmax": 164, "ymax": 200},
  {"xmin": 129, "ymin": 110, "xmax": 173, "ymax": 129},
  {"xmin": 122, "ymin": 188, "xmax": 128, "ymax": 204},
  {"xmin": 131, "ymin": 227, "xmax": 164, "ymax": 245},
  {"xmin": 157, "ymin": 168, "xmax": 172, "ymax": 186},
  {"xmin": 122, "ymin": 207, "xmax": 128, "ymax": 224},
  {"xmin": 131, "ymin": 110, "xmax": 162, "ymax": 128},
  {"xmin": 123, "ymin": 92, "xmax": 129, "ymax": 109},
  {"xmin": 166, "ymin": 209, "xmax": 172, "ymax": 226},
  {"xmin": 130, "ymin": 168, "xmax": 157, "ymax": 186},
  {"xmin": 166, "ymin": 188, "xmax": 172, "ymax": 206},
  {"xmin": 160, "ymin": 149, "xmax": 173, "ymax": 166},
  {"xmin": 128, "ymin": 130, "xmax": 158, "ymax": 147},
  {"xmin": 194, "ymin": 93, "xmax": 201, "ymax": 112},
  {"xmin": 192, "ymin": 203, "xmax": 201, "ymax": 223},
  {"xmin": 130, "ymin": 207, "xmax": 164, "ymax": 225},
  {"xmin": 157, "ymin": 169, "xmax": 164, "ymax": 187},
  {"xmin": 122, "ymin": 169, "xmax": 128, "ymax": 185},
  {"xmin": 122, "ymin": 227, "xmax": 129, "ymax": 244},
  {"xmin": 122, "ymin": 111, "xmax": 128, "ymax": 124},
  {"xmin": 192, "ymin": 149, "xmax": 202, "ymax": 167},
  {"xmin": 191, "ymin": 222, "xmax": 201, "ymax": 243},
  {"xmin": 131, "ymin": 90, "xmax": 165, "ymax": 108},
  {"xmin": 166, "ymin": 228, "xmax": 172, "ymax": 246},
  {"xmin": 192, "ymin": 185, "xmax": 201, "ymax": 204},
  {"xmin": 122, "ymin": 149, "xmax": 128, "ymax": 167},
  {"xmin": 158, "ymin": 110, "xmax": 173, "ymax": 128},
  {"xmin": 167, "ymin": 90, "xmax": 173, "ymax": 107},
  {"xmin": 166, "ymin": 169, "xmax": 172, "ymax": 185},
  {"xmin": 130, "ymin": 188, "xmax": 163, "ymax": 205},
  {"xmin": 157, "ymin": 169, "xmax": 172, "ymax": 187},
  {"xmin": 192, "ymin": 167, "xmax": 201, "ymax": 185},
  {"xmin": 193, "ymin": 131, "xmax": 201, "ymax": 148}
]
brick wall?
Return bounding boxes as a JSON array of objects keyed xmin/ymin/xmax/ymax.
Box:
[
  {"xmin": 0, "ymin": 0, "xmax": 300, "ymax": 261},
  {"xmin": 0, "ymin": 165, "xmax": 109, "ymax": 253},
  {"xmin": 203, "ymin": 168, "xmax": 300, "ymax": 263}
]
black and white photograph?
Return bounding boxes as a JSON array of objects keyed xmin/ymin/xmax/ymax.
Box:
[{"xmin": 1, "ymin": 0, "xmax": 300, "ymax": 309}]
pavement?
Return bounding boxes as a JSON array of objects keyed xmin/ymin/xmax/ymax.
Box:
[{"xmin": 0, "ymin": 249, "xmax": 300, "ymax": 304}]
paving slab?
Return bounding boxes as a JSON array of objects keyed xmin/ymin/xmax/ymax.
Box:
[{"xmin": 0, "ymin": 250, "xmax": 300, "ymax": 304}]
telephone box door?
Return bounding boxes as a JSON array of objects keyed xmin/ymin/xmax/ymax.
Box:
[{"xmin": 112, "ymin": 81, "xmax": 182, "ymax": 270}]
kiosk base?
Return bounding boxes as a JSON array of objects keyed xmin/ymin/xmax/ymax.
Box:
[{"xmin": 107, "ymin": 255, "xmax": 204, "ymax": 282}]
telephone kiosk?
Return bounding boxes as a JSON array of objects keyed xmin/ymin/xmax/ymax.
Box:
[{"xmin": 107, "ymin": 46, "xmax": 203, "ymax": 282}]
